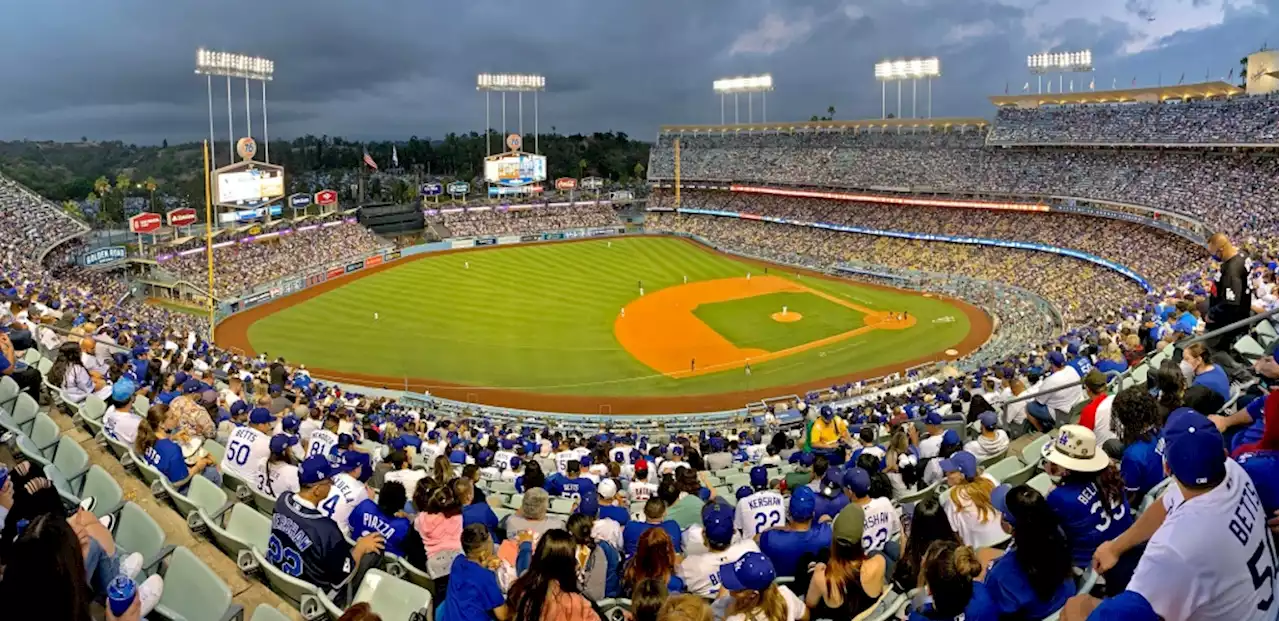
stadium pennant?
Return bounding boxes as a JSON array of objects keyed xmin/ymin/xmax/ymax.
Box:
[
  {"xmin": 1131, "ymin": 76, "xmax": 1137, "ymax": 86},
  {"xmin": 1004, "ymin": 81, "xmax": 1008, "ymax": 94},
  {"xmin": 1022, "ymin": 82, "xmax": 1030, "ymax": 92},
  {"xmin": 391, "ymin": 145, "xmax": 399, "ymax": 169},
  {"xmin": 1228, "ymin": 67, "xmax": 1235, "ymax": 81},
  {"xmin": 1089, "ymin": 78, "xmax": 1095, "ymax": 91},
  {"xmin": 1112, "ymin": 77, "xmax": 1117, "ymax": 89},
  {"xmin": 1177, "ymin": 72, "xmax": 1185, "ymax": 85},
  {"xmin": 363, "ymin": 149, "xmax": 378, "ymax": 170}
]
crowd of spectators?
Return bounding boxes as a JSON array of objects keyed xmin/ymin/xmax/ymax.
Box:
[
  {"xmin": 988, "ymin": 95, "xmax": 1278, "ymax": 145},
  {"xmin": 0, "ymin": 173, "xmax": 88, "ymax": 262},
  {"xmin": 161, "ymin": 221, "xmax": 388, "ymax": 296},
  {"xmin": 433, "ymin": 203, "xmax": 620, "ymax": 237}
]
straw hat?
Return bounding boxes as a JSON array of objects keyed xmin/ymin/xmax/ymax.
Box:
[{"xmin": 1041, "ymin": 424, "xmax": 1110, "ymax": 472}]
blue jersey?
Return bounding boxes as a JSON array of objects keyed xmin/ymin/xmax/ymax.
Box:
[
  {"xmin": 759, "ymin": 523, "xmax": 832, "ymax": 577},
  {"xmin": 1046, "ymin": 480, "xmax": 1133, "ymax": 568},
  {"xmin": 906, "ymin": 581, "xmax": 999, "ymax": 621},
  {"xmin": 270, "ymin": 492, "xmax": 351, "ymax": 591},
  {"xmin": 390, "ymin": 435, "xmax": 421, "ymax": 452},
  {"xmin": 440, "ymin": 555, "xmax": 505, "ymax": 621},
  {"xmin": 983, "ymin": 548, "xmax": 1073, "ymax": 619},
  {"xmin": 462, "ymin": 502, "xmax": 500, "ymax": 542},
  {"xmin": 598, "ymin": 505, "xmax": 630, "ymax": 525},
  {"xmin": 1236, "ymin": 450, "xmax": 1279, "ymax": 517},
  {"xmin": 1191, "ymin": 366, "xmax": 1231, "ymax": 402},
  {"xmin": 1068, "ymin": 356, "xmax": 1094, "ymax": 377},
  {"xmin": 622, "ymin": 520, "xmax": 683, "ymax": 557},
  {"xmin": 812, "ymin": 492, "xmax": 849, "ymax": 524},
  {"xmin": 553, "ymin": 476, "xmax": 596, "ymax": 500},
  {"xmin": 1085, "ymin": 590, "xmax": 1161, "ymax": 621},
  {"xmin": 144, "ymin": 438, "xmax": 189, "ymax": 488},
  {"xmin": 347, "ymin": 498, "xmax": 411, "ymax": 556},
  {"xmin": 1095, "ymin": 359, "xmax": 1127, "ymax": 376},
  {"xmin": 1119, "ymin": 437, "xmax": 1165, "ymax": 499},
  {"xmin": 1229, "ymin": 394, "xmax": 1268, "ymax": 454}
]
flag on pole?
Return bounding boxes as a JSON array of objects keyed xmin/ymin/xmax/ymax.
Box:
[
  {"xmin": 1089, "ymin": 78, "xmax": 1095, "ymax": 91},
  {"xmin": 391, "ymin": 145, "xmax": 399, "ymax": 168},
  {"xmin": 1228, "ymin": 68, "xmax": 1235, "ymax": 81},
  {"xmin": 1132, "ymin": 76, "xmax": 1137, "ymax": 87},
  {"xmin": 1069, "ymin": 79, "xmax": 1075, "ymax": 92},
  {"xmin": 1177, "ymin": 72, "xmax": 1184, "ymax": 85},
  {"xmin": 1004, "ymin": 81, "xmax": 1009, "ymax": 94},
  {"xmin": 363, "ymin": 150, "xmax": 378, "ymax": 170},
  {"xmin": 1022, "ymin": 82, "xmax": 1030, "ymax": 92},
  {"xmin": 1112, "ymin": 77, "xmax": 1117, "ymax": 89}
]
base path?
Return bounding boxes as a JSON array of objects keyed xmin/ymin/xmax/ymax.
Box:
[
  {"xmin": 616, "ymin": 275, "xmax": 912, "ymax": 379},
  {"xmin": 216, "ymin": 235, "xmax": 992, "ymax": 414}
]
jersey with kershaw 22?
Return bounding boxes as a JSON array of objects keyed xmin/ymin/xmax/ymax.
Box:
[
  {"xmin": 860, "ymin": 497, "xmax": 901, "ymax": 554},
  {"xmin": 1125, "ymin": 459, "xmax": 1276, "ymax": 621},
  {"xmin": 222, "ymin": 426, "xmax": 271, "ymax": 487},
  {"xmin": 735, "ymin": 491, "xmax": 787, "ymax": 537}
]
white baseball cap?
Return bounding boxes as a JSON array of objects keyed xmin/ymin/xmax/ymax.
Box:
[{"xmin": 598, "ymin": 479, "xmax": 619, "ymax": 499}]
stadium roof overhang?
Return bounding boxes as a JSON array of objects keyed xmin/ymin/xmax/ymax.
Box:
[
  {"xmin": 989, "ymin": 80, "xmax": 1245, "ymax": 107},
  {"xmin": 658, "ymin": 117, "xmax": 988, "ymax": 134}
]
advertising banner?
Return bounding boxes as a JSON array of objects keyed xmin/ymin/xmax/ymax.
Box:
[
  {"xmin": 242, "ymin": 291, "xmax": 272, "ymax": 307},
  {"xmin": 129, "ymin": 212, "xmax": 162, "ymax": 234},
  {"xmin": 588, "ymin": 227, "xmax": 619, "ymax": 236},
  {"xmin": 497, "ymin": 236, "xmax": 522, "ymax": 245},
  {"xmin": 385, "ymin": 250, "xmax": 402, "ymax": 261},
  {"xmin": 314, "ymin": 189, "xmax": 338, "ymax": 206},
  {"xmin": 563, "ymin": 228, "xmax": 586, "ymax": 239},
  {"xmin": 283, "ymin": 279, "xmax": 305, "ymax": 294},
  {"xmin": 365, "ymin": 255, "xmax": 383, "ymax": 267},
  {"xmin": 474, "ymin": 237, "xmax": 497, "ymax": 246},
  {"xmin": 216, "ymin": 168, "xmax": 285, "ymax": 205},
  {"xmin": 307, "ymin": 273, "xmax": 329, "ymax": 287},
  {"xmin": 554, "ymin": 177, "xmax": 578, "ymax": 191},
  {"xmin": 580, "ymin": 176, "xmax": 604, "ymax": 190},
  {"xmin": 218, "ymin": 205, "xmax": 283, "ymax": 224},
  {"xmin": 487, "ymin": 185, "xmax": 544, "ymax": 197},
  {"xmin": 344, "ymin": 261, "xmax": 363, "ymax": 273},
  {"xmin": 327, "ymin": 266, "xmax": 344, "ymax": 278},
  {"xmin": 420, "ymin": 182, "xmax": 444, "ymax": 197},
  {"xmin": 543, "ymin": 232, "xmax": 566, "ymax": 241},
  {"xmin": 289, "ymin": 193, "xmax": 312, "ymax": 209},
  {"xmin": 484, "ymin": 153, "xmax": 548, "ymax": 187},
  {"xmin": 82, "ymin": 246, "xmax": 127, "ymax": 267},
  {"xmin": 519, "ymin": 234, "xmax": 540, "ymax": 243},
  {"xmin": 447, "ymin": 181, "xmax": 470, "ymax": 195},
  {"xmin": 451, "ymin": 239, "xmax": 476, "ymax": 249},
  {"xmin": 166, "ymin": 208, "xmax": 197, "ymax": 227}
]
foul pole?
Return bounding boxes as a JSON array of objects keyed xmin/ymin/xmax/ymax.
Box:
[
  {"xmin": 203, "ymin": 140, "xmax": 216, "ymax": 342},
  {"xmin": 673, "ymin": 138, "xmax": 681, "ymax": 209}
]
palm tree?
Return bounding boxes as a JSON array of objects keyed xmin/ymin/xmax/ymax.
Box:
[
  {"xmin": 143, "ymin": 177, "xmax": 158, "ymax": 211},
  {"xmin": 93, "ymin": 176, "xmax": 111, "ymax": 222},
  {"xmin": 633, "ymin": 162, "xmax": 646, "ymax": 180},
  {"xmin": 578, "ymin": 158, "xmax": 588, "ymax": 178},
  {"xmin": 61, "ymin": 200, "xmax": 84, "ymax": 221},
  {"xmin": 827, "ymin": 105, "xmax": 836, "ymax": 119}
]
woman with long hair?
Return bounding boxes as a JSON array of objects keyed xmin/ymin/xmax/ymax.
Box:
[
  {"xmin": 1121, "ymin": 333, "xmax": 1145, "ymax": 367},
  {"xmin": 135, "ymin": 404, "xmax": 214, "ymax": 494},
  {"xmin": 1110, "ymin": 386, "xmax": 1165, "ymax": 504},
  {"xmin": 1095, "ymin": 343, "xmax": 1129, "ymax": 377},
  {"xmin": 657, "ymin": 595, "xmax": 713, "ymax": 621},
  {"xmin": 262, "ymin": 434, "xmax": 300, "ymax": 498},
  {"xmin": 566, "ymin": 513, "xmax": 608, "ymax": 601},
  {"xmin": 630, "ymin": 578, "xmax": 668, "ymax": 621},
  {"xmin": 520, "ymin": 459, "xmax": 546, "ymax": 493},
  {"xmin": 906, "ymin": 541, "xmax": 993, "ymax": 620},
  {"xmin": 1041, "ymin": 425, "xmax": 1138, "ymax": 592},
  {"xmin": 623, "ymin": 526, "xmax": 685, "ymax": 594},
  {"xmin": 0, "ymin": 514, "xmax": 95, "ymax": 621},
  {"xmin": 883, "ymin": 429, "xmax": 920, "ymax": 499},
  {"xmin": 1152, "ymin": 360, "xmax": 1185, "ymax": 423},
  {"xmin": 890, "ymin": 497, "xmax": 960, "ymax": 592},
  {"xmin": 805, "ymin": 504, "xmax": 884, "ymax": 619},
  {"xmin": 984, "ymin": 485, "xmax": 1074, "ymax": 618},
  {"xmin": 938, "ymin": 451, "xmax": 1005, "ymax": 548},
  {"xmin": 49, "ymin": 340, "xmax": 110, "ymax": 403},
  {"xmin": 721, "ymin": 552, "xmax": 809, "ymax": 621},
  {"xmin": 431, "ymin": 454, "xmax": 454, "ymax": 485},
  {"xmin": 506, "ymin": 529, "xmax": 600, "ymax": 621},
  {"xmin": 855, "ymin": 453, "xmax": 893, "ymax": 501}
]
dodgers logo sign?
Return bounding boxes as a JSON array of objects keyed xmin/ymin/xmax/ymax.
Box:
[
  {"xmin": 289, "ymin": 193, "xmax": 312, "ymax": 209},
  {"xmin": 420, "ymin": 183, "xmax": 443, "ymax": 197},
  {"xmin": 448, "ymin": 181, "xmax": 470, "ymax": 195}
]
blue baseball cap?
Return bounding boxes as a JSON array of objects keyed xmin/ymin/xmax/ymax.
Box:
[
  {"xmin": 978, "ymin": 411, "xmax": 999, "ymax": 430},
  {"xmin": 990, "ymin": 483, "xmax": 1015, "ymax": 525},
  {"xmin": 788, "ymin": 452, "xmax": 802, "ymax": 464},
  {"xmin": 281, "ymin": 415, "xmax": 300, "ymax": 433},
  {"xmin": 229, "ymin": 400, "xmax": 249, "ymax": 416},
  {"xmin": 270, "ymin": 434, "xmax": 299, "ymax": 456},
  {"xmin": 111, "ymin": 378, "xmax": 137, "ymax": 403},
  {"xmin": 1047, "ymin": 351, "xmax": 1067, "ymax": 367},
  {"xmin": 718, "ymin": 552, "xmax": 777, "ymax": 592},
  {"xmin": 580, "ymin": 455, "xmax": 593, "ymax": 467},
  {"xmin": 249, "ymin": 407, "xmax": 274, "ymax": 425},
  {"xmin": 130, "ymin": 345, "xmax": 149, "ymax": 357},
  {"xmin": 298, "ymin": 455, "xmax": 336, "ymax": 485},
  {"xmin": 1067, "ymin": 342, "xmax": 1080, "ymax": 355},
  {"xmin": 820, "ymin": 405, "xmax": 834, "ymax": 419},
  {"xmin": 336, "ymin": 450, "xmax": 364, "ymax": 473},
  {"xmin": 798, "ymin": 452, "xmax": 815, "ymax": 466},
  {"xmin": 336, "ymin": 433, "xmax": 355, "ymax": 449},
  {"xmin": 844, "ymin": 467, "xmax": 872, "ymax": 496},
  {"xmin": 1162, "ymin": 408, "xmax": 1226, "ymax": 486},
  {"xmin": 702, "ymin": 502, "xmax": 736, "ymax": 545},
  {"xmin": 182, "ymin": 378, "xmax": 203, "ymax": 394},
  {"xmin": 939, "ymin": 451, "xmax": 978, "ymax": 480},
  {"xmin": 449, "ymin": 449, "xmax": 467, "ymax": 464},
  {"xmin": 509, "ymin": 456, "xmax": 522, "ymax": 470},
  {"xmin": 749, "ymin": 465, "xmax": 769, "ymax": 490},
  {"xmin": 789, "ymin": 486, "xmax": 816, "ymax": 521},
  {"xmin": 941, "ymin": 429, "xmax": 962, "ymax": 447},
  {"xmin": 575, "ymin": 491, "xmax": 599, "ymax": 517},
  {"xmin": 173, "ymin": 371, "xmax": 189, "ymax": 386},
  {"xmin": 735, "ymin": 486, "xmax": 753, "ymax": 500},
  {"xmin": 925, "ymin": 411, "xmax": 943, "ymax": 425}
]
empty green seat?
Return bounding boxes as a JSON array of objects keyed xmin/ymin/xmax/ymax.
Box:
[
  {"xmin": 166, "ymin": 474, "xmax": 230, "ymax": 531},
  {"xmin": 113, "ymin": 502, "xmax": 174, "ymax": 576},
  {"xmin": 349, "ymin": 569, "xmax": 434, "ymax": 619},
  {"xmin": 74, "ymin": 465, "xmax": 125, "ymax": 518},
  {"xmin": 1020, "ymin": 434, "xmax": 1050, "ymax": 465},
  {"xmin": 205, "ymin": 502, "xmax": 272, "ymax": 571},
  {"xmin": 152, "ymin": 546, "xmax": 244, "ymax": 621},
  {"xmin": 49, "ymin": 435, "xmax": 91, "ymax": 492},
  {"xmin": 7, "ymin": 393, "xmax": 38, "ymax": 435},
  {"xmin": 202, "ymin": 439, "xmax": 226, "ymax": 465},
  {"xmin": 249, "ymin": 604, "xmax": 292, "ymax": 621},
  {"xmin": 250, "ymin": 547, "xmax": 324, "ymax": 615},
  {"xmin": 1027, "ymin": 473, "xmax": 1053, "ymax": 496}
]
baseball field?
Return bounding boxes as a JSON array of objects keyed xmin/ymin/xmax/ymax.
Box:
[{"xmin": 215, "ymin": 236, "xmax": 991, "ymax": 413}]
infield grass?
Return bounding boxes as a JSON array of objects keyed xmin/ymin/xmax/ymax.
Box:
[{"xmin": 243, "ymin": 236, "xmax": 974, "ymax": 397}]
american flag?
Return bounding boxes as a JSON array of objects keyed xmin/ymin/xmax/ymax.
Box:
[{"xmin": 363, "ymin": 150, "xmax": 378, "ymax": 170}]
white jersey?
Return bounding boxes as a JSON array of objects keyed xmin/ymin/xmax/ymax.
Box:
[
  {"xmin": 320, "ymin": 473, "xmax": 370, "ymax": 537},
  {"xmin": 629, "ymin": 481, "xmax": 658, "ymax": 502},
  {"xmin": 858, "ymin": 497, "xmax": 901, "ymax": 553},
  {"xmin": 1126, "ymin": 460, "xmax": 1276, "ymax": 621},
  {"xmin": 298, "ymin": 419, "xmax": 321, "ymax": 444},
  {"xmin": 420, "ymin": 441, "xmax": 445, "ymax": 463},
  {"xmin": 493, "ymin": 450, "xmax": 516, "ymax": 471},
  {"xmin": 478, "ymin": 466, "xmax": 501, "ymax": 481},
  {"xmin": 555, "ymin": 450, "xmax": 577, "ymax": 474},
  {"xmin": 222, "ymin": 426, "xmax": 271, "ymax": 485},
  {"xmin": 307, "ymin": 429, "xmax": 339, "ymax": 458},
  {"xmin": 102, "ymin": 408, "xmax": 142, "ymax": 445},
  {"xmin": 658, "ymin": 459, "xmax": 683, "ymax": 477},
  {"xmin": 744, "ymin": 444, "xmax": 768, "ymax": 463},
  {"xmin": 610, "ymin": 445, "xmax": 633, "ymax": 465},
  {"xmin": 735, "ymin": 491, "xmax": 787, "ymax": 537},
  {"xmin": 918, "ymin": 433, "xmax": 945, "ymax": 460},
  {"xmin": 383, "ymin": 468, "xmax": 427, "ymax": 494},
  {"xmin": 679, "ymin": 539, "xmax": 761, "ymax": 598},
  {"xmin": 260, "ymin": 462, "xmax": 299, "ymax": 498}
]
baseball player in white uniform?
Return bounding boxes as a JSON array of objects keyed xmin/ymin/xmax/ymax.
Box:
[
  {"xmin": 1066, "ymin": 409, "xmax": 1277, "ymax": 621},
  {"xmin": 735, "ymin": 466, "xmax": 787, "ymax": 537},
  {"xmin": 221, "ymin": 407, "xmax": 275, "ymax": 487}
]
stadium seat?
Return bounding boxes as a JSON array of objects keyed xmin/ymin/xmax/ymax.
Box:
[
  {"xmin": 978, "ymin": 450, "xmax": 1007, "ymax": 470},
  {"xmin": 1234, "ymin": 335, "xmax": 1267, "ymax": 361},
  {"xmin": 387, "ymin": 554, "xmax": 435, "ymax": 592},
  {"xmin": 17, "ymin": 411, "xmax": 61, "ymax": 464},
  {"xmin": 250, "ymin": 546, "xmax": 325, "ymax": 617},
  {"xmin": 75, "ymin": 395, "xmax": 107, "ymax": 435},
  {"xmin": 204, "ymin": 502, "xmax": 271, "ymax": 572},
  {"xmin": 0, "ymin": 375, "xmax": 19, "ymax": 414},
  {"xmin": 1027, "ymin": 473, "xmax": 1053, "ymax": 496},
  {"xmin": 131, "ymin": 448, "xmax": 171, "ymax": 498},
  {"xmin": 599, "ymin": 598, "xmax": 632, "ymax": 621},
  {"xmin": 493, "ymin": 506, "xmax": 514, "ymax": 522},
  {"xmin": 629, "ymin": 500, "xmax": 647, "ymax": 516},
  {"xmin": 1020, "ymin": 434, "xmax": 1050, "ymax": 465},
  {"xmin": 249, "ymin": 605, "xmax": 292, "ymax": 621},
  {"xmin": 100, "ymin": 429, "xmax": 135, "ymax": 465},
  {"xmin": 151, "ymin": 546, "xmax": 245, "ymax": 621},
  {"xmin": 982, "ymin": 456, "xmax": 1026, "ymax": 484},
  {"xmin": 113, "ymin": 501, "xmax": 175, "ymax": 577},
  {"xmin": 348, "ymin": 569, "xmax": 434, "ymax": 620},
  {"xmin": 47, "ymin": 435, "xmax": 91, "ymax": 492},
  {"xmin": 69, "ymin": 465, "xmax": 125, "ymax": 519},
  {"xmin": 549, "ymin": 497, "xmax": 575, "ymax": 515},
  {"xmin": 6, "ymin": 392, "xmax": 38, "ymax": 436},
  {"xmin": 898, "ymin": 481, "xmax": 939, "ymax": 505},
  {"xmin": 222, "ymin": 468, "xmax": 256, "ymax": 503},
  {"xmin": 505, "ymin": 493, "xmax": 523, "ymax": 511},
  {"xmin": 1138, "ymin": 478, "xmax": 1173, "ymax": 514},
  {"xmin": 35, "ymin": 356, "xmax": 53, "ymax": 375},
  {"xmin": 1255, "ymin": 320, "xmax": 1277, "ymax": 342},
  {"xmin": 203, "ymin": 439, "xmax": 226, "ymax": 464},
  {"xmin": 489, "ymin": 479, "xmax": 516, "ymax": 495},
  {"xmin": 170, "ymin": 475, "xmax": 232, "ymax": 532},
  {"xmin": 723, "ymin": 473, "xmax": 750, "ymax": 489},
  {"xmin": 249, "ymin": 484, "xmax": 279, "ymax": 515}
]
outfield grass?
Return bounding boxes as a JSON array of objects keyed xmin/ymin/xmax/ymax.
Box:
[
  {"xmin": 692, "ymin": 292, "xmax": 866, "ymax": 353},
  {"xmin": 243, "ymin": 237, "xmax": 974, "ymax": 397}
]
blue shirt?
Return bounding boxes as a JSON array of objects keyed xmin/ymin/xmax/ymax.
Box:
[
  {"xmin": 1173, "ymin": 312, "xmax": 1198, "ymax": 335},
  {"xmin": 812, "ymin": 492, "xmax": 849, "ymax": 524},
  {"xmin": 1236, "ymin": 451, "xmax": 1279, "ymax": 517},
  {"xmin": 144, "ymin": 438, "xmax": 189, "ymax": 487},
  {"xmin": 440, "ymin": 555, "xmax": 505, "ymax": 621},
  {"xmin": 1095, "ymin": 359, "xmax": 1128, "ymax": 376},
  {"xmin": 347, "ymin": 499, "xmax": 411, "ymax": 557},
  {"xmin": 1191, "ymin": 365, "xmax": 1231, "ymax": 401},
  {"xmin": 622, "ymin": 520, "xmax": 684, "ymax": 557},
  {"xmin": 1119, "ymin": 437, "xmax": 1165, "ymax": 499},
  {"xmin": 1086, "ymin": 590, "xmax": 1160, "ymax": 621},
  {"xmin": 1046, "ymin": 480, "xmax": 1133, "ymax": 568},
  {"xmin": 759, "ymin": 523, "xmax": 832, "ymax": 577},
  {"xmin": 462, "ymin": 502, "xmax": 501, "ymax": 543},
  {"xmin": 598, "ymin": 505, "xmax": 630, "ymax": 525},
  {"xmin": 906, "ymin": 582, "xmax": 999, "ymax": 621},
  {"xmin": 156, "ymin": 390, "xmax": 181, "ymax": 406},
  {"xmin": 390, "ymin": 435, "xmax": 421, "ymax": 452},
  {"xmin": 1068, "ymin": 356, "xmax": 1094, "ymax": 377},
  {"xmin": 983, "ymin": 548, "xmax": 1073, "ymax": 619},
  {"xmin": 1229, "ymin": 394, "xmax": 1268, "ymax": 454}
]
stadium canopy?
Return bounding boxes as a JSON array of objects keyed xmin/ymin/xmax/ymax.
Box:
[
  {"xmin": 989, "ymin": 80, "xmax": 1244, "ymax": 108},
  {"xmin": 659, "ymin": 117, "xmax": 988, "ymax": 134}
]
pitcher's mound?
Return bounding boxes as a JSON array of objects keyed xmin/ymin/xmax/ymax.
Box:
[{"xmin": 771, "ymin": 311, "xmax": 803, "ymax": 323}]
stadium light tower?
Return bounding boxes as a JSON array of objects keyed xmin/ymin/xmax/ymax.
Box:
[
  {"xmin": 875, "ymin": 58, "xmax": 940, "ymax": 120},
  {"xmin": 713, "ymin": 75, "xmax": 774, "ymax": 125},
  {"xmin": 477, "ymin": 73, "xmax": 547, "ymax": 157},
  {"xmin": 1027, "ymin": 50, "xmax": 1093, "ymax": 94},
  {"xmin": 195, "ymin": 48, "xmax": 275, "ymax": 169}
]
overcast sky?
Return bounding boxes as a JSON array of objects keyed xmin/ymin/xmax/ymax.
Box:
[{"xmin": 0, "ymin": 0, "xmax": 1274, "ymax": 144}]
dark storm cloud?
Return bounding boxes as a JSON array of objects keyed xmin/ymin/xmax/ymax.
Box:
[{"xmin": 0, "ymin": 0, "xmax": 1273, "ymax": 144}]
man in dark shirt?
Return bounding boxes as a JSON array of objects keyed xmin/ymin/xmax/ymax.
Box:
[
  {"xmin": 270, "ymin": 455, "xmax": 384, "ymax": 600},
  {"xmin": 1205, "ymin": 233, "xmax": 1251, "ymax": 347}
]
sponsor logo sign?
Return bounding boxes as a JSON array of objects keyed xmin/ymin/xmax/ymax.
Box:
[
  {"xmin": 588, "ymin": 227, "xmax": 618, "ymax": 236},
  {"xmin": 365, "ymin": 255, "xmax": 383, "ymax": 267},
  {"xmin": 82, "ymin": 246, "xmax": 127, "ymax": 267},
  {"xmin": 327, "ymin": 266, "xmax": 344, "ymax": 278},
  {"xmin": 314, "ymin": 189, "xmax": 338, "ymax": 206},
  {"xmin": 129, "ymin": 212, "xmax": 163, "ymax": 234},
  {"xmin": 555, "ymin": 177, "xmax": 577, "ymax": 191},
  {"xmin": 306, "ymin": 273, "xmax": 328, "ymax": 287},
  {"xmin": 385, "ymin": 250, "xmax": 402, "ymax": 261},
  {"xmin": 580, "ymin": 176, "xmax": 604, "ymax": 190},
  {"xmin": 289, "ymin": 193, "xmax": 312, "ymax": 209},
  {"xmin": 247, "ymin": 225, "xmax": 263, "ymax": 235},
  {"xmin": 447, "ymin": 181, "xmax": 470, "ymax": 195},
  {"xmin": 236, "ymin": 137, "xmax": 257, "ymax": 161},
  {"xmin": 505, "ymin": 133, "xmax": 522, "ymax": 151},
  {"xmin": 475, "ymin": 237, "xmax": 497, "ymax": 246},
  {"xmin": 243, "ymin": 291, "xmax": 272, "ymax": 307},
  {"xmin": 420, "ymin": 182, "xmax": 443, "ymax": 197},
  {"xmin": 564, "ymin": 228, "xmax": 586, "ymax": 239},
  {"xmin": 519, "ymin": 234, "xmax": 540, "ymax": 243},
  {"xmin": 542, "ymin": 232, "xmax": 566, "ymax": 241},
  {"xmin": 345, "ymin": 261, "xmax": 363, "ymax": 273},
  {"xmin": 166, "ymin": 208, "xmax": 197, "ymax": 227}
]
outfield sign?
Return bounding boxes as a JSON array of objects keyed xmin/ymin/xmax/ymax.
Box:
[
  {"xmin": 314, "ymin": 189, "xmax": 338, "ymax": 206},
  {"xmin": 166, "ymin": 208, "xmax": 197, "ymax": 227},
  {"xmin": 420, "ymin": 182, "xmax": 444, "ymax": 197},
  {"xmin": 289, "ymin": 193, "xmax": 312, "ymax": 209},
  {"xmin": 448, "ymin": 181, "xmax": 470, "ymax": 195},
  {"xmin": 555, "ymin": 177, "xmax": 577, "ymax": 191},
  {"xmin": 82, "ymin": 246, "xmax": 127, "ymax": 267},
  {"xmin": 581, "ymin": 176, "xmax": 604, "ymax": 190},
  {"xmin": 129, "ymin": 212, "xmax": 163, "ymax": 234}
]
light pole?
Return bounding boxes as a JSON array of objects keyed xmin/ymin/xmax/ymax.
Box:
[
  {"xmin": 195, "ymin": 48, "xmax": 275, "ymax": 168},
  {"xmin": 713, "ymin": 75, "xmax": 774, "ymax": 124},
  {"xmin": 477, "ymin": 74, "xmax": 547, "ymax": 156},
  {"xmin": 875, "ymin": 58, "xmax": 940, "ymax": 119},
  {"xmin": 1028, "ymin": 50, "xmax": 1093, "ymax": 94}
]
